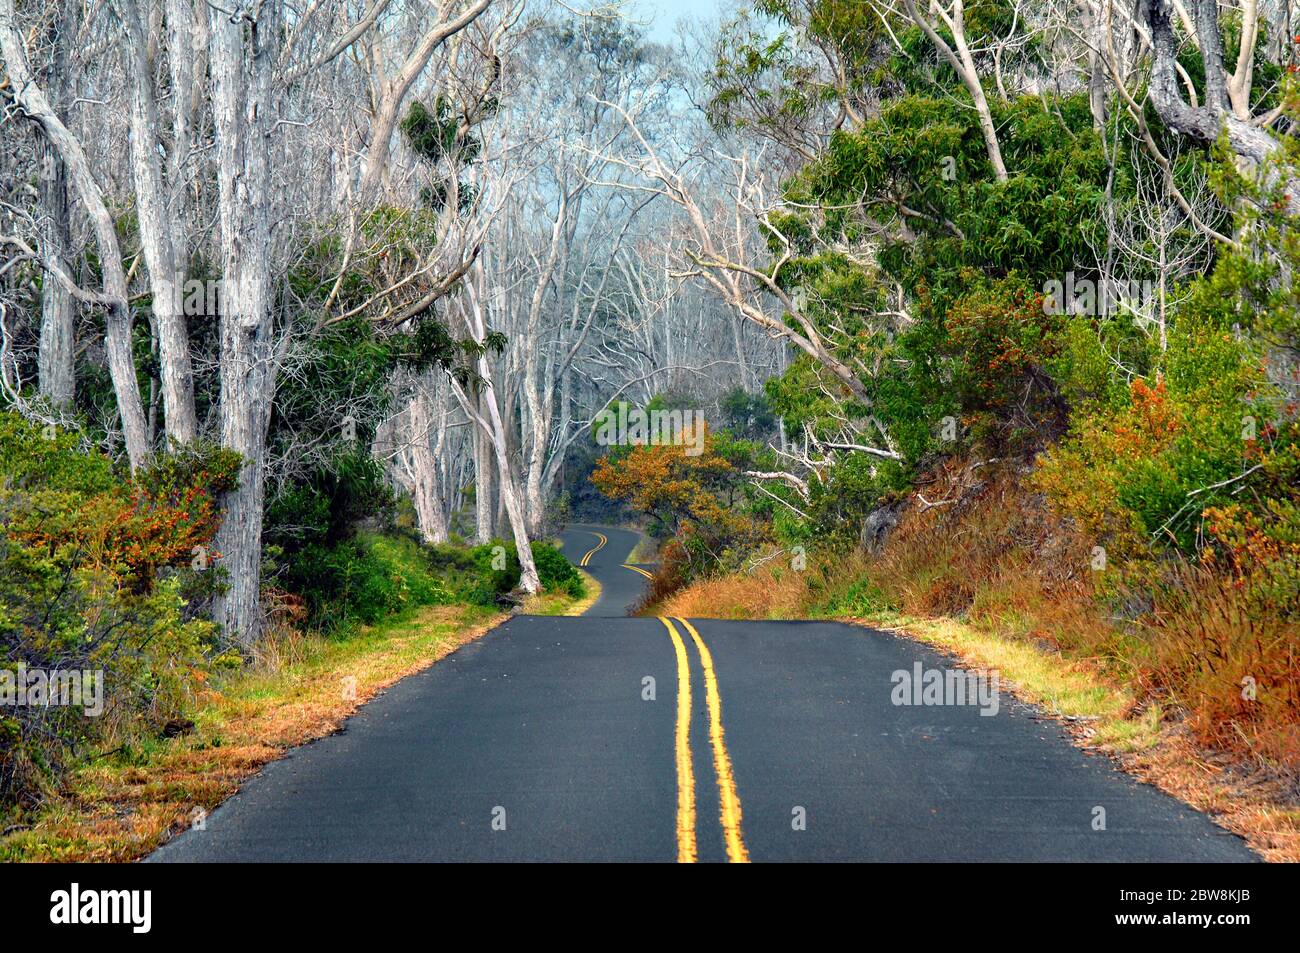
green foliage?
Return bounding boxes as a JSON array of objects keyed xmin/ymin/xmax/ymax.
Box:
[
  {"xmin": 942, "ymin": 276, "xmax": 1068, "ymax": 447},
  {"xmin": 1037, "ymin": 248, "xmax": 1280, "ymax": 564},
  {"xmin": 1035, "ymin": 147, "xmax": 1300, "ymax": 610},
  {"xmin": 267, "ymin": 451, "xmax": 393, "ymax": 552},
  {"xmin": 747, "ymin": 87, "xmax": 1232, "ymax": 547},
  {"xmin": 280, "ymin": 530, "xmax": 586, "ymax": 628},
  {"xmin": 1046, "ymin": 314, "xmax": 1148, "ymax": 413},
  {"xmin": 0, "ymin": 414, "xmax": 227, "ymax": 811},
  {"xmin": 281, "ymin": 532, "xmax": 456, "ymax": 628},
  {"xmin": 401, "ymin": 97, "xmax": 484, "ymax": 214},
  {"xmin": 465, "ymin": 540, "xmax": 586, "ymax": 601},
  {"xmin": 0, "ymin": 413, "xmax": 116, "ymax": 494},
  {"xmin": 402, "ymin": 97, "xmax": 480, "ymax": 166},
  {"xmin": 529, "ymin": 541, "xmax": 587, "ymax": 598},
  {"xmin": 787, "ymin": 94, "xmax": 1113, "ymax": 299}
]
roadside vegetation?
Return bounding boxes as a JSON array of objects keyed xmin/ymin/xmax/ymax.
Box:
[
  {"xmin": 0, "ymin": 409, "xmax": 585, "ymax": 859},
  {"xmin": 5, "ymin": 0, "xmax": 1300, "ymax": 864},
  {"xmin": 0, "ymin": 601, "xmax": 506, "ymax": 862},
  {"xmin": 586, "ymin": 0, "xmax": 1300, "ymax": 859}
]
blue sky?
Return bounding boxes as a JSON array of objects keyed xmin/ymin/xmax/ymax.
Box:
[{"xmin": 628, "ymin": 0, "xmax": 725, "ymax": 41}]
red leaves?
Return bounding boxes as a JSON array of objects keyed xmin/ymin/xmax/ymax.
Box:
[{"xmin": 11, "ymin": 471, "xmax": 224, "ymax": 585}]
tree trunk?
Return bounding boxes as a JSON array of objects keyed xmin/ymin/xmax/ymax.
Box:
[
  {"xmin": 34, "ymin": 1, "xmax": 75, "ymax": 407},
  {"xmin": 408, "ymin": 384, "xmax": 450, "ymax": 544},
  {"xmin": 480, "ymin": 377, "xmax": 540, "ymax": 593},
  {"xmin": 36, "ymin": 137, "xmax": 75, "ymax": 407},
  {"xmin": 1143, "ymin": 0, "xmax": 1300, "ymax": 213},
  {"xmin": 115, "ymin": 0, "xmax": 198, "ymax": 444},
  {"xmin": 207, "ymin": 1, "xmax": 281, "ymax": 646},
  {"xmin": 473, "ymin": 396, "xmax": 495, "ymax": 543},
  {"xmin": 0, "ymin": 0, "xmax": 150, "ymax": 465},
  {"xmin": 456, "ymin": 282, "xmax": 539, "ymax": 593}
]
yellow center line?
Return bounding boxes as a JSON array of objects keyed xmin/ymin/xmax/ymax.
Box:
[
  {"xmin": 657, "ymin": 617, "xmax": 697, "ymax": 863},
  {"xmin": 676, "ymin": 617, "xmax": 750, "ymax": 864},
  {"xmin": 623, "ymin": 563, "xmax": 653, "ymax": 579},
  {"xmin": 579, "ymin": 532, "xmax": 607, "ymax": 567}
]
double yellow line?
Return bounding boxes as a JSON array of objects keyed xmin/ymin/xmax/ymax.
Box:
[
  {"xmin": 579, "ymin": 532, "xmax": 607, "ymax": 566},
  {"xmin": 622, "ymin": 563, "xmax": 653, "ymax": 579},
  {"xmin": 657, "ymin": 616, "xmax": 750, "ymax": 864}
]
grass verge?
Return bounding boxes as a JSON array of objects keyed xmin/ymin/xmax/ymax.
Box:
[
  {"xmin": 0, "ymin": 602, "xmax": 506, "ymax": 862},
  {"xmin": 625, "ymin": 531, "xmax": 658, "ymax": 565},
  {"xmin": 522, "ymin": 569, "xmax": 601, "ymax": 616}
]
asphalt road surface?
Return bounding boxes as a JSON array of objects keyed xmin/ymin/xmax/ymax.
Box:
[{"xmin": 150, "ymin": 524, "xmax": 1256, "ymax": 863}]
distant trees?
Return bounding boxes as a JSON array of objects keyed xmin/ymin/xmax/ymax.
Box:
[
  {"xmin": 0, "ymin": 2, "xmax": 782, "ymax": 634},
  {"xmin": 1, "ymin": 0, "xmax": 516, "ymax": 638}
]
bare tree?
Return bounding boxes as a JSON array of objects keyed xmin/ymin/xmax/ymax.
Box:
[
  {"xmin": 1142, "ymin": 0, "xmax": 1300, "ymax": 212},
  {"xmin": 1, "ymin": 0, "xmax": 150, "ymax": 465}
]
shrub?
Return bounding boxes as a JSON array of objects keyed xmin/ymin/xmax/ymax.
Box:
[
  {"xmin": 0, "ymin": 413, "xmax": 233, "ymax": 811},
  {"xmin": 1035, "ymin": 316, "xmax": 1264, "ymax": 563},
  {"xmin": 466, "ymin": 540, "xmax": 586, "ymax": 601},
  {"xmin": 280, "ymin": 532, "xmax": 456, "ymax": 627},
  {"xmin": 942, "ymin": 276, "xmax": 1067, "ymax": 448},
  {"xmin": 530, "ymin": 541, "xmax": 586, "ymax": 597}
]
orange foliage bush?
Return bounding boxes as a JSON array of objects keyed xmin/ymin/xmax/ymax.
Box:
[{"xmin": 589, "ymin": 429, "xmax": 735, "ymax": 532}]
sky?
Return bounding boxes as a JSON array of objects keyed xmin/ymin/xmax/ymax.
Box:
[{"xmin": 627, "ymin": 0, "xmax": 726, "ymax": 42}]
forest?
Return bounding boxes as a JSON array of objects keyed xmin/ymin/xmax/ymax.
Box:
[{"xmin": 1, "ymin": 0, "xmax": 1298, "ymax": 860}]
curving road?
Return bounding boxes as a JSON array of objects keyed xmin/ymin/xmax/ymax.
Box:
[{"xmin": 149, "ymin": 524, "xmax": 1255, "ymax": 863}]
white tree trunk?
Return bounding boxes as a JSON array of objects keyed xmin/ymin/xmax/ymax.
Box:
[
  {"xmin": 207, "ymin": 1, "xmax": 281, "ymax": 646},
  {"xmin": 115, "ymin": 0, "xmax": 198, "ymax": 444},
  {"xmin": 454, "ymin": 280, "xmax": 539, "ymax": 593},
  {"xmin": 473, "ymin": 393, "xmax": 495, "ymax": 543},
  {"xmin": 0, "ymin": 0, "xmax": 150, "ymax": 465},
  {"xmin": 407, "ymin": 382, "xmax": 450, "ymax": 544},
  {"xmin": 36, "ymin": 139, "xmax": 75, "ymax": 407}
]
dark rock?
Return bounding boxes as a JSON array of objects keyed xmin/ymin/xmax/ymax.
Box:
[
  {"xmin": 860, "ymin": 502, "xmax": 904, "ymax": 552},
  {"xmin": 162, "ymin": 719, "xmax": 196, "ymax": 738}
]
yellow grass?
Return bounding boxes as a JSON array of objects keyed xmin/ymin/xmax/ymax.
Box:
[
  {"xmin": 522, "ymin": 570, "xmax": 601, "ymax": 616},
  {"xmin": 0, "ymin": 603, "xmax": 506, "ymax": 862},
  {"xmin": 651, "ymin": 556, "xmax": 821, "ymax": 620}
]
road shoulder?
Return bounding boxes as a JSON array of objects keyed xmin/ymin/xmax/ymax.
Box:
[
  {"xmin": 0, "ymin": 603, "xmax": 510, "ymax": 862},
  {"xmin": 849, "ymin": 613, "xmax": 1297, "ymax": 863}
]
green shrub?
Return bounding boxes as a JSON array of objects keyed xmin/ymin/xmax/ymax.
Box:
[
  {"xmin": 466, "ymin": 539, "xmax": 586, "ymax": 600},
  {"xmin": 531, "ymin": 541, "xmax": 586, "ymax": 597},
  {"xmin": 0, "ymin": 413, "xmax": 228, "ymax": 812},
  {"xmin": 281, "ymin": 532, "xmax": 456, "ymax": 627}
]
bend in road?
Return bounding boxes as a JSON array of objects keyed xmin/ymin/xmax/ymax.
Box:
[{"xmin": 149, "ymin": 524, "xmax": 1256, "ymax": 863}]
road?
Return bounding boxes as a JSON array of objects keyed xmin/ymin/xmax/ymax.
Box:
[{"xmin": 150, "ymin": 524, "xmax": 1255, "ymax": 862}]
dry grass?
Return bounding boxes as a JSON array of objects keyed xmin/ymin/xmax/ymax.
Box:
[
  {"xmin": 0, "ymin": 603, "xmax": 506, "ymax": 862},
  {"xmin": 1141, "ymin": 567, "xmax": 1300, "ymax": 768},
  {"xmin": 652, "ymin": 457, "xmax": 1300, "ymax": 861},
  {"xmin": 522, "ymin": 570, "xmax": 601, "ymax": 616},
  {"xmin": 625, "ymin": 531, "xmax": 659, "ymax": 565},
  {"xmin": 1116, "ymin": 725, "xmax": 1300, "ymax": 863},
  {"xmin": 653, "ymin": 555, "xmax": 818, "ymax": 619}
]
